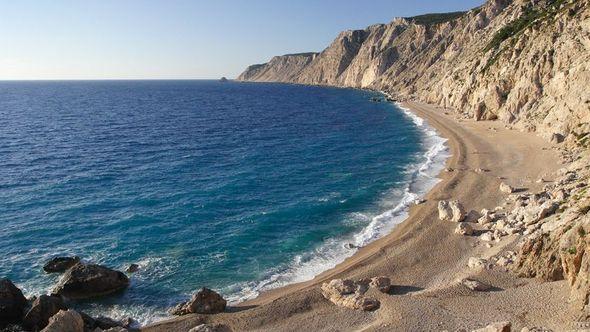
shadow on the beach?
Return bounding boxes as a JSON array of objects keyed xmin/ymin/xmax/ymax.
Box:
[
  {"xmin": 391, "ymin": 285, "xmax": 423, "ymax": 295},
  {"xmin": 226, "ymin": 305, "xmax": 258, "ymax": 313},
  {"xmin": 513, "ymin": 187, "xmax": 529, "ymax": 193}
]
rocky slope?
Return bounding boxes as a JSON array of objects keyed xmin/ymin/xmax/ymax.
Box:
[
  {"xmin": 237, "ymin": 0, "xmax": 589, "ymax": 144},
  {"xmin": 238, "ymin": 0, "xmax": 590, "ymax": 320}
]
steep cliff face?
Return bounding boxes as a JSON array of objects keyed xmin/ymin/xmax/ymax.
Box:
[
  {"xmin": 238, "ymin": 0, "xmax": 589, "ymax": 142},
  {"xmin": 236, "ymin": 52, "xmax": 318, "ymax": 82}
]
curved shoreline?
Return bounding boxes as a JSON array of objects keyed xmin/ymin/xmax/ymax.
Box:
[
  {"xmin": 222, "ymin": 93, "xmax": 451, "ymax": 305},
  {"xmin": 144, "ymin": 99, "xmax": 569, "ymax": 331}
]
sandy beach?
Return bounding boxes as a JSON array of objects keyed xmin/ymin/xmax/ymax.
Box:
[{"xmin": 144, "ymin": 101, "xmax": 575, "ymax": 332}]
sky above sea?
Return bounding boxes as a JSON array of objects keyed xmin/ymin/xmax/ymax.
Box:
[{"xmin": 0, "ymin": 0, "xmax": 484, "ymax": 80}]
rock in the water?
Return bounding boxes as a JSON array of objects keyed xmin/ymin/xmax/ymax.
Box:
[
  {"xmin": 189, "ymin": 324, "xmax": 232, "ymax": 332},
  {"xmin": 170, "ymin": 288, "xmax": 227, "ymax": 315},
  {"xmin": 0, "ymin": 278, "xmax": 27, "ymax": 323},
  {"xmin": 455, "ymin": 222, "xmax": 474, "ymax": 236},
  {"xmin": 500, "ymin": 182, "xmax": 514, "ymax": 194},
  {"xmin": 126, "ymin": 264, "xmax": 140, "ymax": 273},
  {"xmin": 369, "ymin": 276, "xmax": 392, "ymax": 293},
  {"xmin": 320, "ymin": 279, "xmax": 380, "ymax": 311},
  {"xmin": 41, "ymin": 310, "xmax": 84, "ymax": 332},
  {"xmin": 472, "ymin": 321, "xmax": 511, "ymax": 332},
  {"xmin": 438, "ymin": 200, "xmax": 466, "ymax": 222},
  {"xmin": 460, "ymin": 278, "xmax": 491, "ymax": 291},
  {"xmin": 22, "ymin": 295, "xmax": 67, "ymax": 331},
  {"xmin": 52, "ymin": 263, "xmax": 129, "ymax": 299},
  {"xmin": 43, "ymin": 257, "xmax": 81, "ymax": 273}
]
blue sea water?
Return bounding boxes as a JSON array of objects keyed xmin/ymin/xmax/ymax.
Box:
[{"xmin": 0, "ymin": 80, "xmax": 448, "ymax": 324}]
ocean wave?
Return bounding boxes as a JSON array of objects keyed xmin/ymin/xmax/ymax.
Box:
[{"xmin": 223, "ymin": 96, "xmax": 450, "ymax": 304}]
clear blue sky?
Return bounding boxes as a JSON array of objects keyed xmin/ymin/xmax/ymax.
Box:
[{"xmin": 0, "ymin": 0, "xmax": 484, "ymax": 80}]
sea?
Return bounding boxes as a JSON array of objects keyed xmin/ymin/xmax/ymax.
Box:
[{"xmin": 0, "ymin": 80, "xmax": 448, "ymax": 324}]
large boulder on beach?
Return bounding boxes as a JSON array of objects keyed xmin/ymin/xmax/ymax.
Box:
[
  {"xmin": 43, "ymin": 256, "xmax": 81, "ymax": 273},
  {"xmin": 170, "ymin": 288, "xmax": 227, "ymax": 315},
  {"xmin": 23, "ymin": 295, "xmax": 67, "ymax": 331},
  {"xmin": 438, "ymin": 200, "xmax": 466, "ymax": 222},
  {"xmin": 52, "ymin": 263, "xmax": 129, "ymax": 299},
  {"xmin": 320, "ymin": 279, "xmax": 380, "ymax": 311},
  {"xmin": 41, "ymin": 310, "xmax": 84, "ymax": 332},
  {"xmin": 0, "ymin": 278, "xmax": 27, "ymax": 323}
]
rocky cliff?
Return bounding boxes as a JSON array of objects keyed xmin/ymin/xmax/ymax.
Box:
[
  {"xmin": 238, "ymin": 0, "xmax": 589, "ymax": 144},
  {"xmin": 237, "ymin": 0, "xmax": 590, "ymax": 318}
]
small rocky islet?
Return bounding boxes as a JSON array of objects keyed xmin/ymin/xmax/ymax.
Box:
[{"xmin": 0, "ymin": 258, "xmax": 229, "ymax": 332}]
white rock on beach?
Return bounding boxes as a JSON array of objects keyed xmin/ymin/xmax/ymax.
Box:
[
  {"xmin": 500, "ymin": 182, "xmax": 514, "ymax": 194},
  {"xmin": 438, "ymin": 200, "xmax": 466, "ymax": 222}
]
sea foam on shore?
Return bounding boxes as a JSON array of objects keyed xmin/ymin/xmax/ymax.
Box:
[{"xmin": 224, "ymin": 99, "xmax": 450, "ymax": 304}]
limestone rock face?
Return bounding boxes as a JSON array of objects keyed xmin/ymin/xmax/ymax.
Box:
[
  {"xmin": 512, "ymin": 233, "xmax": 565, "ymax": 281},
  {"xmin": 559, "ymin": 214, "xmax": 590, "ymax": 313},
  {"xmin": 238, "ymin": 0, "xmax": 590, "ymax": 144},
  {"xmin": 40, "ymin": 310, "xmax": 84, "ymax": 332},
  {"xmin": 52, "ymin": 263, "xmax": 129, "ymax": 299},
  {"xmin": 170, "ymin": 288, "xmax": 227, "ymax": 316},
  {"xmin": 0, "ymin": 279, "xmax": 27, "ymax": 323}
]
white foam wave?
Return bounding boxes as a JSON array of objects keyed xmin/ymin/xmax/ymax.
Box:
[{"xmin": 224, "ymin": 94, "xmax": 450, "ymax": 304}]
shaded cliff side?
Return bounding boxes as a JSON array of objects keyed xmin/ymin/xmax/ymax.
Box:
[{"xmin": 237, "ymin": 0, "xmax": 589, "ymax": 143}]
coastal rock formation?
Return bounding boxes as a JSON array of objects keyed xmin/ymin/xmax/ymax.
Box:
[
  {"xmin": 22, "ymin": 295, "xmax": 67, "ymax": 331},
  {"xmin": 559, "ymin": 214, "xmax": 590, "ymax": 313},
  {"xmin": 40, "ymin": 310, "xmax": 84, "ymax": 332},
  {"xmin": 43, "ymin": 257, "xmax": 81, "ymax": 273},
  {"xmin": 0, "ymin": 279, "xmax": 27, "ymax": 324},
  {"xmin": 52, "ymin": 263, "xmax": 129, "ymax": 299},
  {"xmin": 170, "ymin": 288, "xmax": 227, "ymax": 316},
  {"xmin": 320, "ymin": 279, "xmax": 381, "ymax": 311},
  {"xmin": 238, "ymin": 0, "xmax": 590, "ymax": 146},
  {"xmin": 438, "ymin": 200, "xmax": 466, "ymax": 222}
]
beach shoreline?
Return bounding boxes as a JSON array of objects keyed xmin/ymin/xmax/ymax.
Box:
[{"xmin": 144, "ymin": 100, "xmax": 574, "ymax": 331}]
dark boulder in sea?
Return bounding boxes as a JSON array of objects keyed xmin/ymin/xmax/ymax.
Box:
[
  {"xmin": 22, "ymin": 295, "xmax": 67, "ymax": 331},
  {"xmin": 219, "ymin": 77, "xmax": 228, "ymax": 82},
  {"xmin": 43, "ymin": 257, "xmax": 81, "ymax": 273},
  {"xmin": 126, "ymin": 264, "xmax": 139, "ymax": 273},
  {"xmin": 52, "ymin": 263, "xmax": 129, "ymax": 300},
  {"xmin": 0, "ymin": 279, "xmax": 27, "ymax": 324},
  {"xmin": 170, "ymin": 288, "xmax": 227, "ymax": 315}
]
